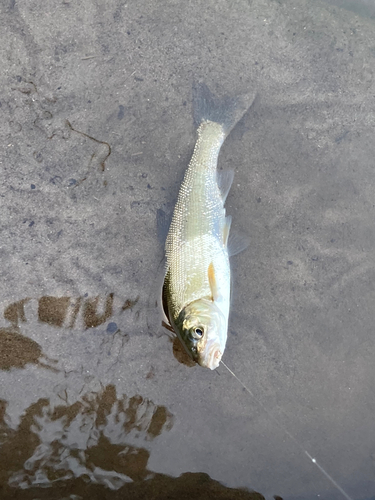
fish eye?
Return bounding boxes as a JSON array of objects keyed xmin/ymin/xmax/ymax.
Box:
[{"xmin": 192, "ymin": 326, "xmax": 204, "ymax": 339}]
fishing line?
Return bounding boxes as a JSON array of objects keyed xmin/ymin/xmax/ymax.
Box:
[{"xmin": 220, "ymin": 360, "xmax": 353, "ymax": 500}]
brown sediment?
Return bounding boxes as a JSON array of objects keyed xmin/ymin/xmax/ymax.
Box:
[
  {"xmin": 83, "ymin": 293, "xmax": 114, "ymax": 328},
  {"xmin": 0, "ymin": 327, "xmax": 58, "ymax": 372}
]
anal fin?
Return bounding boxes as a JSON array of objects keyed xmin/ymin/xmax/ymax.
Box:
[{"xmin": 217, "ymin": 169, "xmax": 234, "ymax": 203}]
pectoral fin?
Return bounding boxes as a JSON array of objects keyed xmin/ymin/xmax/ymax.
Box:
[
  {"xmin": 208, "ymin": 262, "xmax": 221, "ymax": 302},
  {"xmin": 162, "ymin": 270, "xmax": 171, "ymax": 324}
]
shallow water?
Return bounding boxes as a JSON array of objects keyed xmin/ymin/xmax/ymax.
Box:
[{"xmin": 1, "ymin": 0, "xmax": 375, "ymax": 499}]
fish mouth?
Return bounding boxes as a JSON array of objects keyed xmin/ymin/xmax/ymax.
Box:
[{"xmin": 198, "ymin": 340, "xmax": 222, "ymax": 370}]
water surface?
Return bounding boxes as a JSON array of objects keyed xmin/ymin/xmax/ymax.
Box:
[{"xmin": 1, "ymin": 0, "xmax": 375, "ymax": 498}]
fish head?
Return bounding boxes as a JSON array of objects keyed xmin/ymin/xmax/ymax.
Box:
[{"xmin": 175, "ymin": 298, "xmax": 227, "ymax": 370}]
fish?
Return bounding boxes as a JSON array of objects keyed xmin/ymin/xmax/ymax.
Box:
[{"xmin": 162, "ymin": 83, "xmax": 254, "ymax": 370}]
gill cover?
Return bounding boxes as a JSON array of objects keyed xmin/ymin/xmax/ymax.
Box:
[{"xmin": 175, "ymin": 298, "xmax": 227, "ymax": 370}]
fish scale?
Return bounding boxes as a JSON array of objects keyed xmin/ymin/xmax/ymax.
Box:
[
  {"xmin": 163, "ymin": 84, "xmax": 253, "ymax": 369},
  {"xmin": 166, "ymin": 124, "xmax": 228, "ymax": 296}
]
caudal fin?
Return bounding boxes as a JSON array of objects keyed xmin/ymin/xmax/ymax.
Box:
[{"xmin": 192, "ymin": 82, "xmax": 256, "ymax": 136}]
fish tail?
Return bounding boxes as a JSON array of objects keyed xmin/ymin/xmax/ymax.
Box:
[{"xmin": 192, "ymin": 82, "xmax": 256, "ymax": 136}]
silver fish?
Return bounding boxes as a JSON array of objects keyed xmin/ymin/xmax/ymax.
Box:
[{"xmin": 163, "ymin": 84, "xmax": 253, "ymax": 370}]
